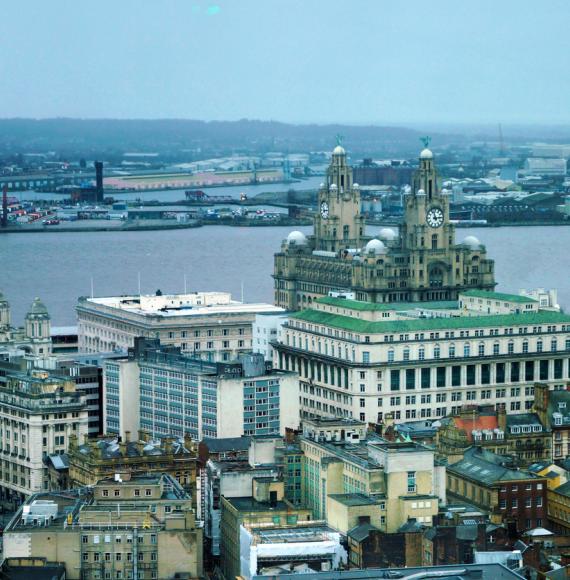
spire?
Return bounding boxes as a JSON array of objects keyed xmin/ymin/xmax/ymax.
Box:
[{"xmin": 413, "ymin": 138, "xmax": 437, "ymax": 199}]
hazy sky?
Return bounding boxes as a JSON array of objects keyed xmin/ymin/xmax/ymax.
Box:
[{"xmin": 3, "ymin": 0, "xmax": 570, "ymax": 124}]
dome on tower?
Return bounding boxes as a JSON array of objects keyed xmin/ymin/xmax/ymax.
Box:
[
  {"xmin": 420, "ymin": 148, "xmax": 433, "ymax": 159},
  {"xmin": 286, "ymin": 231, "xmax": 308, "ymax": 246},
  {"xmin": 461, "ymin": 235, "xmax": 482, "ymax": 250},
  {"xmin": 417, "ymin": 188, "xmax": 426, "ymax": 196},
  {"xmin": 379, "ymin": 228, "xmax": 397, "ymax": 242},
  {"xmin": 332, "ymin": 145, "xmax": 345, "ymax": 156},
  {"xmin": 364, "ymin": 239, "xmax": 387, "ymax": 256},
  {"xmin": 26, "ymin": 297, "xmax": 50, "ymax": 319}
]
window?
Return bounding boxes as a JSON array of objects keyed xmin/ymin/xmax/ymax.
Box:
[{"xmin": 407, "ymin": 471, "xmax": 416, "ymax": 493}]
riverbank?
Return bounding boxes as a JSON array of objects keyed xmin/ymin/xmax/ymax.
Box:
[{"xmin": 0, "ymin": 216, "xmax": 312, "ymax": 234}]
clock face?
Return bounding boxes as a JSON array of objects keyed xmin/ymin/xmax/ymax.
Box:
[
  {"xmin": 320, "ymin": 201, "xmax": 329, "ymax": 219},
  {"xmin": 426, "ymin": 207, "xmax": 444, "ymax": 228}
]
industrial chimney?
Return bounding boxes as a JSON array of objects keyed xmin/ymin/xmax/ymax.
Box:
[{"xmin": 94, "ymin": 161, "xmax": 104, "ymax": 202}]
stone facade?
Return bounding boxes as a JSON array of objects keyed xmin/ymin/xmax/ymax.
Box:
[
  {"xmin": 0, "ymin": 292, "xmax": 52, "ymax": 358},
  {"xmin": 77, "ymin": 291, "xmax": 283, "ymax": 361},
  {"xmin": 274, "ymin": 294, "xmax": 570, "ymax": 425},
  {"xmin": 0, "ymin": 368, "xmax": 88, "ymax": 500},
  {"xmin": 274, "ymin": 146, "xmax": 495, "ymax": 310},
  {"xmin": 2, "ymin": 474, "xmax": 203, "ymax": 580},
  {"xmin": 67, "ymin": 431, "xmax": 198, "ymax": 500}
]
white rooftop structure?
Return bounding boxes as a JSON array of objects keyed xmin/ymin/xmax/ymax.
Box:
[
  {"xmin": 77, "ymin": 292, "xmax": 285, "ymax": 357},
  {"xmin": 84, "ymin": 292, "xmax": 282, "ymax": 318}
]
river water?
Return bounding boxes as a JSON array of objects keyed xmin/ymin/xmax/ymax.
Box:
[
  {"xmin": 1, "ymin": 225, "xmax": 569, "ymax": 325},
  {"xmin": 13, "ymin": 175, "xmax": 325, "ymax": 203}
]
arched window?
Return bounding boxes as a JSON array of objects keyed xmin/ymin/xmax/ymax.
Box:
[
  {"xmin": 403, "ymin": 347, "xmax": 410, "ymax": 361},
  {"xmin": 463, "ymin": 343, "xmax": 471, "ymax": 357},
  {"xmin": 434, "ymin": 344, "xmax": 441, "ymax": 359},
  {"xmin": 478, "ymin": 342, "xmax": 485, "ymax": 357},
  {"xmin": 507, "ymin": 340, "xmax": 514, "ymax": 354},
  {"xmin": 493, "ymin": 342, "xmax": 500, "ymax": 356},
  {"xmin": 536, "ymin": 340, "xmax": 543, "ymax": 353},
  {"xmin": 429, "ymin": 267, "xmax": 444, "ymax": 288}
]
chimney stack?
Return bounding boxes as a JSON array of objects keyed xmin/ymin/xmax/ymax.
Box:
[{"xmin": 94, "ymin": 161, "xmax": 103, "ymax": 203}]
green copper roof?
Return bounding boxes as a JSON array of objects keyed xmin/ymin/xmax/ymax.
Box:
[
  {"xmin": 316, "ymin": 296, "xmax": 458, "ymax": 312},
  {"xmin": 290, "ymin": 308, "xmax": 570, "ymax": 335},
  {"xmin": 461, "ymin": 289, "xmax": 537, "ymax": 304}
]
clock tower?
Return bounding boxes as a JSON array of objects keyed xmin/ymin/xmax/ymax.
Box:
[
  {"xmin": 314, "ymin": 143, "xmax": 366, "ymax": 252},
  {"xmin": 400, "ymin": 143, "xmax": 456, "ymax": 290}
]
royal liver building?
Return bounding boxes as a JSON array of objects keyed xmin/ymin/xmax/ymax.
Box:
[{"xmin": 274, "ymin": 143, "xmax": 496, "ymax": 309}]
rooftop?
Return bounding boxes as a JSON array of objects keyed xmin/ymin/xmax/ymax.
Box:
[
  {"xmin": 201, "ymin": 436, "xmax": 251, "ymax": 453},
  {"xmin": 290, "ymin": 308, "xmax": 570, "ymax": 335},
  {"xmin": 347, "ymin": 522, "xmax": 380, "ymax": 542},
  {"xmin": 461, "ymin": 289, "xmax": 537, "ymax": 304},
  {"xmin": 224, "ymin": 496, "xmax": 295, "ymax": 513},
  {"xmin": 249, "ymin": 524, "xmax": 337, "ymax": 545},
  {"xmin": 448, "ymin": 447, "xmax": 542, "ymax": 486},
  {"xmin": 80, "ymin": 292, "xmax": 284, "ymax": 319},
  {"xmin": 316, "ymin": 296, "xmax": 457, "ymax": 312},
  {"xmin": 328, "ymin": 493, "xmax": 381, "ymax": 507},
  {"xmin": 253, "ymin": 563, "xmax": 525, "ymax": 579}
]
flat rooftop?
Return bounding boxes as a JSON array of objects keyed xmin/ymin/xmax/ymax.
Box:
[
  {"xmin": 291, "ymin": 307, "xmax": 570, "ymax": 335},
  {"xmin": 259, "ymin": 563, "xmax": 525, "ymax": 579},
  {"xmin": 250, "ymin": 524, "xmax": 336, "ymax": 544},
  {"xmin": 80, "ymin": 292, "xmax": 284, "ymax": 318},
  {"xmin": 224, "ymin": 496, "xmax": 294, "ymax": 513}
]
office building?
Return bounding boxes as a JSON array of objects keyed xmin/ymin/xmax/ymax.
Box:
[
  {"xmin": 219, "ymin": 479, "xmax": 317, "ymax": 580},
  {"xmin": 67, "ymin": 430, "xmax": 198, "ymax": 498},
  {"xmin": 77, "ymin": 291, "xmax": 284, "ymax": 360},
  {"xmin": 273, "ymin": 144, "xmax": 495, "ymax": 310},
  {"xmin": 3, "ymin": 474, "xmax": 203, "ymax": 580},
  {"xmin": 273, "ymin": 290, "xmax": 570, "ymax": 425},
  {"xmin": 299, "ymin": 418, "xmax": 445, "ymax": 533},
  {"xmin": 0, "ymin": 368, "xmax": 88, "ymax": 501},
  {"xmin": 103, "ymin": 338, "xmax": 300, "ymax": 441},
  {"xmin": 447, "ymin": 447, "xmax": 547, "ymax": 531},
  {"xmin": 53, "ymin": 359, "xmax": 104, "ymax": 436},
  {"xmin": 252, "ymin": 311, "xmax": 289, "ymax": 361}
]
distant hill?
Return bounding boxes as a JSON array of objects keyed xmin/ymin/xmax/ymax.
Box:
[{"xmin": 0, "ymin": 118, "xmax": 447, "ymax": 156}]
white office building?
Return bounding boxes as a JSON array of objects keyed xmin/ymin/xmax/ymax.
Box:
[
  {"xmin": 273, "ymin": 289, "xmax": 570, "ymax": 425},
  {"xmin": 77, "ymin": 291, "xmax": 285, "ymax": 361}
]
